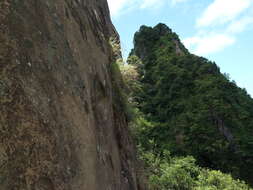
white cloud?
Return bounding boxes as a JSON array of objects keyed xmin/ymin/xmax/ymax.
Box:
[
  {"xmin": 197, "ymin": 0, "xmax": 251, "ymax": 27},
  {"xmin": 107, "ymin": 0, "xmax": 131, "ymax": 17},
  {"xmin": 183, "ymin": 34, "xmax": 235, "ymax": 55},
  {"xmin": 183, "ymin": 0, "xmax": 253, "ymax": 55},
  {"xmin": 227, "ymin": 16, "xmax": 253, "ymax": 33},
  {"xmin": 107, "ymin": 0, "xmax": 189, "ymax": 17},
  {"xmin": 140, "ymin": 0, "xmax": 163, "ymax": 9},
  {"xmin": 171, "ymin": 0, "xmax": 188, "ymax": 5}
]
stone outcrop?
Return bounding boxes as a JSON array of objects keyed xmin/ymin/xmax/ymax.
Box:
[{"xmin": 0, "ymin": 0, "xmax": 141, "ymax": 189}]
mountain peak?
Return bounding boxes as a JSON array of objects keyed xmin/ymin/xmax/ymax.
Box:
[
  {"xmin": 153, "ymin": 23, "xmax": 173, "ymax": 36},
  {"xmin": 132, "ymin": 23, "xmax": 188, "ymax": 60}
]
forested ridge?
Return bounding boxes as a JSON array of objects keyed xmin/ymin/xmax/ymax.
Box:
[{"xmin": 118, "ymin": 23, "xmax": 253, "ymax": 189}]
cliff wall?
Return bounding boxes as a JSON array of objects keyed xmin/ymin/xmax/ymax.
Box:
[{"xmin": 0, "ymin": 0, "xmax": 140, "ymax": 189}]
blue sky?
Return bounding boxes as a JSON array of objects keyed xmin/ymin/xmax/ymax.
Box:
[{"xmin": 107, "ymin": 0, "xmax": 253, "ymax": 97}]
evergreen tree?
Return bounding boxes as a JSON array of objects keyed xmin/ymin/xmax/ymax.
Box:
[{"xmin": 129, "ymin": 23, "xmax": 253, "ymax": 185}]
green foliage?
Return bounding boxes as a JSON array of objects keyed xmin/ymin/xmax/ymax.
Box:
[
  {"xmin": 112, "ymin": 23, "xmax": 253, "ymax": 189},
  {"xmin": 149, "ymin": 156, "xmax": 199, "ymax": 190},
  {"xmin": 109, "ymin": 40, "xmax": 141, "ymax": 122},
  {"xmin": 130, "ymin": 23, "xmax": 253, "ymax": 185},
  {"xmin": 109, "ymin": 37, "xmax": 121, "ymax": 58},
  {"xmin": 196, "ymin": 170, "xmax": 251, "ymax": 190},
  {"xmin": 110, "ymin": 60, "xmax": 136, "ymax": 122},
  {"xmin": 139, "ymin": 149, "xmax": 252, "ymax": 190}
]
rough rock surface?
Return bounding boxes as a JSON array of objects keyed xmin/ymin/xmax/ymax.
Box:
[{"xmin": 0, "ymin": 0, "xmax": 141, "ymax": 189}]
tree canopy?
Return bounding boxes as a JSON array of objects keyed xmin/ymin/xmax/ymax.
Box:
[{"xmin": 128, "ymin": 23, "xmax": 253, "ymax": 185}]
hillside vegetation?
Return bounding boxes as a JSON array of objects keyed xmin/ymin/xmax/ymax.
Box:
[{"xmin": 118, "ymin": 23, "xmax": 253, "ymax": 189}]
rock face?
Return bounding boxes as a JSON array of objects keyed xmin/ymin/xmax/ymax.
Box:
[{"xmin": 0, "ymin": 0, "xmax": 141, "ymax": 189}]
